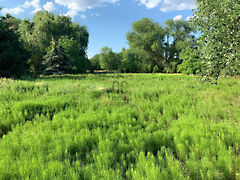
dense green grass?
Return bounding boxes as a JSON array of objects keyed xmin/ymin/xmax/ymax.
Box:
[{"xmin": 0, "ymin": 74, "xmax": 239, "ymax": 179}]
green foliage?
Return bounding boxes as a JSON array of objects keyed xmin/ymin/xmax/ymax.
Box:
[
  {"xmin": 152, "ymin": 65, "xmax": 159, "ymax": 73},
  {"xmin": 42, "ymin": 40, "xmax": 71, "ymax": 75},
  {"xmin": 90, "ymin": 18, "xmax": 197, "ymax": 74},
  {"xmin": 126, "ymin": 18, "xmax": 165, "ymax": 68},
  {"xmin": 193, "ymin": 0, "xmax": 240, "ymax": 82},
  {"xmin": 47, "ymin": 36, "xmax": 89, "ymax": 73},
  {"xmin": 164, "ymin": 62, "xmax": 178, "ymax": 73},
  {"xmin": 69, "ymin": 17, "xmax": 197, "ymax": 74},
  {"xmin": 0, "ymin": 15, "xmax": 28, "ymax": 78},
  {"xmin": 164, "ymin": 19, "xmax": 196, "ymax": 66},
  {"xmin": 178, "ymin": 47, "xmax": 202, "ymax": 74},
  {"xmin": 19, "ymin": 11, "xmax": 89, "ymax": 74},
  {"xmin": 126, "ymin": 18, "xmax": 197, "ymax": 73},
  {"xmin": 119, "ymin": 48, "xmax": 149, "ymax": 73},
  {"xmin": 0, "ymin": 74, "xmax": 239, "ymax": 179},
  {"xmin": 99, "ymin": 47, "xmax": 121, "ymax": 71},
  {"xmin": 2, "ymin": 13, "xmax": 21, "ymax": 33},
  {"xmin": 90, "ymin": 54, "xmax": 101, "ymax": 70}
]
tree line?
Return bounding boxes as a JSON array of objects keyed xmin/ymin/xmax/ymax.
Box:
[
  {"xmin": 91, "ymin": 18, "xmax": 197, "ymax": 74},
  {"xmin": 0, "ymin": 0, "xmax": 239, "ymax": 83}
]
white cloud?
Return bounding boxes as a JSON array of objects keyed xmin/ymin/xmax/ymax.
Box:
[
  {"xmin": 173, "ymin": 14, "xmax": 182, "ymax": 21},
  {"xmin": 1, "ymin": 0, "xmax": 119, "ymax": 17},
  {"xmin": 160, "ymin": 1, "xmax": 194, "ymax": 12},
  {"xmin": 43, "ymin": 2, "xmax": 55, "ymax": 12},
  {"xmin": 1, "ymin": 7, "xmax": 24, "ymax": 15},
  {"xmin": 55, "ymin": 0, "xmax": 119, "ymax": 18},
  {"xmin": 91, "ymin": 12, "xmax": 100, "ymax": 17},
  {"xmin": 139, "ymin": 0, "xmax": 162, "ymax": 9},
  {"xmin": 0, "ymin": 0, "xmax": 42, "ymax": 15},
  {"xmin": 64, "ymin": 9, "xmax": 78, "ymax": 18},
  {"xmin": 80, "ymin": 14, "xmax": 86, "ymax": 19},
  {"xmin": 22, "ymin": 0, "xmax": 42, "ymax": 13},
  {"xmin": 138, "ymin": 0, "xmax": 194, "ymax": 12}
]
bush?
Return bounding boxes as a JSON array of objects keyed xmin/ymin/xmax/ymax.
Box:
[{"xmin": 152, "ymin": 65, "xmax": 159, "ymax": 73}]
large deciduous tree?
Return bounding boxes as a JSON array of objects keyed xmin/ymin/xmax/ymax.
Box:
[
  {"xmin": 126, "ymin": 18, "xmax": 165, "ymax": 69},
  {"xmin": 0, "ymin": 14, "xmax": 28, "ymax": 78},
  {"xmin": 119, "ymin": 48, "xmax": 149, "ymax": 73},
  {"xmin": 126, "ymin": 18, "xmax": 196, "ymax": 73},
  {"xmin": 99, "ymin": 47, "xmax": 121, "ymax": 71},
  {"xmin": 90, "ymin": 54, "xmax": 101, "ymax": 71},
  {"xmin": 193, "ymin": 0, "xmax": 240, "ymax": 82},
  {"xmin": 164, "ymin": 19, "xmax": 196, "ymax": 72}
]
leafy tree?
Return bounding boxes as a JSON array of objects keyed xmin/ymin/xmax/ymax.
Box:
[
  {"xmin": 163, "ymin": 19, "xmax": 197, "ymax": 72},
  {"xmin": 126, "ymin": 18, "xmax": 196, "ymax": 73},
  {"xmin": 99, "ymin": 47, "xmax": 121, "ymax": 71},
  {"xmin": 19, "ymin": 18, "xmax": 40, "ymax": 74},
  {"xmin": 0, "ymin": 14, "xmax": 28, "ymax": 77},
  {"xmin": 3, "ymin": 13, "xmax": 21, "ymax": 33},
  {"xmin": 193, "ymin": 0, "xmax": 240, "ymax": 82},
  {"xmin": 90, "ymin": 54, "xmax": 101, "ymax": 70},
  {"xmin": 126, "ymin": 18, "xmax": 165, "ymax": 69},
  {"xmin": 119, "ymin": 48, "xmax": 149, "ymax": 73},
  {"xmin": 42, "ymin": 40, "xmax": 71, "ymax": 75}
]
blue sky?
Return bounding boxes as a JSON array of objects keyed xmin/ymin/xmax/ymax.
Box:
[{"xmin": 0, "ymin": 0, "xmax": 195, "ymax": 58}]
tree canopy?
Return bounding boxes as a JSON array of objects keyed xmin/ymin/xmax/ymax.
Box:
[
  {"xmin": 99, "ymin": 47, "xmax": 121, "ymax": 71},
  {"xmin": 125, "ymin": 18, "xmax": 196, "ymax": 73},
  {"xmin": 0, "ymin": 14, "xmax": 28, "ymax": 77},
  {"xmin": 126, "ymin": 18, "xmax": 165, "ymax": 68},
  {"xmin": 192, "ymin": 0, "xmax": 240, "ymax": 82}
]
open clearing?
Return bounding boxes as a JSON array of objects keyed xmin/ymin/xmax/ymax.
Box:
[{"xmin": 0, "ymin": 74, "xmax": 239, "ymax": 179}]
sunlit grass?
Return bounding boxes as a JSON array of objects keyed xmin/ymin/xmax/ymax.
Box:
[{"xmin": 0, "ymin": 74, "xmax": 239, "ymax": 179}]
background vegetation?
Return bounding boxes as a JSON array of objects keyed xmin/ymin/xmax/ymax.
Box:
[
  {"xmin": 1, "ymin": 0, "xmax": 239, "ymax": 82},
  {"xmin": 0, "ymin": 11, "xmax": 89, "ymax": 77},
  {"xmin": 91, "ymin": 18, "xmax": 197, "ymax": 74}
]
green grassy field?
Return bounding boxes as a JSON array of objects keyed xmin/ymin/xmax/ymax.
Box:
[{"xmin": 0, "ymin": 74, "xmax": 239, "ymax": 179}]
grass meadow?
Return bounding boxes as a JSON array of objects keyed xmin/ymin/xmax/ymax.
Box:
[{"xmin": 0, "ymin": 74, "xmax": 239, "ymax": 179}]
